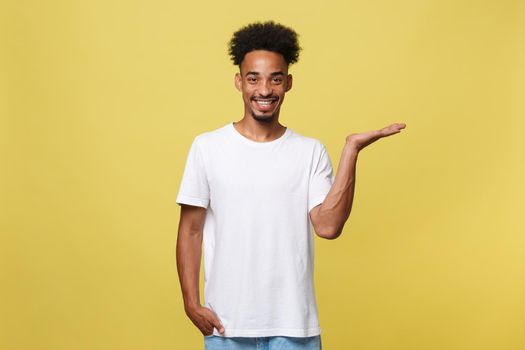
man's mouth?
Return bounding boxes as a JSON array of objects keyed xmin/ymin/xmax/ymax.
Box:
[{"xmin": 252, "ymin": 98, "xmax": 278, "ymax": 111}]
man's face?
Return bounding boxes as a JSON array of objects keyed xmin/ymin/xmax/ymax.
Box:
[{"xmin": 234, "ymin": 50, "xmax": 293, "ymax": 123}]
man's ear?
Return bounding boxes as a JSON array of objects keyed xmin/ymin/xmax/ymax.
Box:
[
  {"xmin": 234, "ymin": 72, "xmax": 242, "ymax": 91},
  {"xmin": 285, "ymin": 74, "xmax": 293, "ymax": 92}
]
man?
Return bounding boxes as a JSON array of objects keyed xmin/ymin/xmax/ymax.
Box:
[{"xmin": 176, "ymin": 20, "xmax": 406, "ymax": 350}]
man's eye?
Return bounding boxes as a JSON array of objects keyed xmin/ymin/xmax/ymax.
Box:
[
  {"xmin": 247, "ymin": 77, "xmax": 257, "ymax": 82},
  {"xmin": 273, "ymin": 78, "xmax": 283, "ymax": 83}
]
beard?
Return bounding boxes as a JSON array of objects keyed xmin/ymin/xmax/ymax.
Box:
[{"xmin": 250, "ymin": 110, "xmax": 275, "ymax": 123}]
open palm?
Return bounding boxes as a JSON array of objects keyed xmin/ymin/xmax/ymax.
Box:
[{"xmin": 346, "ymin": 123, "xmax": 407, "ymax": 152}]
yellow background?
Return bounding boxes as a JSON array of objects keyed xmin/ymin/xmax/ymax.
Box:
[{"xmin": 2, "ymin": 0, "xmax": 524, "ymax": 349}]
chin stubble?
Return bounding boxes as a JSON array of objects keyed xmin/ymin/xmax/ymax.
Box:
[{"xmin": 251, "ymin": 111, "xmax": 274, "ymax": 123}]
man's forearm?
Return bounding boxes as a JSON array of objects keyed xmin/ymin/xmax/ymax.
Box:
[
  {"xmin": 176, "ymin": 230, "xmax": 202, "ymax": 312},
  {"xmin": 316, "ymin": 143, "xmax": 359, "ymax": 239}
]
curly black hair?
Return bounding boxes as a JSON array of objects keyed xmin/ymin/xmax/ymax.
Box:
[{"xmin": 228, "ymin": 20, "xmax": 302, "ymax": 66}]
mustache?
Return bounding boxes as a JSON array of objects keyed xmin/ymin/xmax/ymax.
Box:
[{"xmin": 251, "ymin": 96, "xmax": 278, "ymax": 100}]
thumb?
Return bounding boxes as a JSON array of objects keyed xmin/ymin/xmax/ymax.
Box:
[{"xmin": 212, "ymin": 318, "xmax": 225, "ymax": 333}]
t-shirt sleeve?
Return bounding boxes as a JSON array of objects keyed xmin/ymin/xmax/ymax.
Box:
[
  {"xmin": 308, "ymin": 142, "xmax": 334, "ymax": 213},
  {"xmin": 176, "ymin": 137, "xmax": 210, "ymax": 209}
]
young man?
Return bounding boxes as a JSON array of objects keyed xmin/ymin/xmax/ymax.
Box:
[{"xmin": 176, "ymin": 21, "xmax": 406, "ymax": 350}]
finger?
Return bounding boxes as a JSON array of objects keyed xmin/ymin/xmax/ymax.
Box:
[
  {"xmin": 388, "ymin": 124, "xmax": 404, "ymax": 133},
  {"xmin": 206, "ymin": 307, "xmax": 224, "ymax": 332},
  {"xmin": 212, "ymin": 317, "xmax": 225, "ymax": 333},
  {"xmin": 203, "ymin": 319, "xmax": 215, "ymax": 335}
]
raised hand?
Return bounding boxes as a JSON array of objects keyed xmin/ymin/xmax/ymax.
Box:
[{"xmin": 345, "ymin": 123, "xmax": 406, "ymax": 152}]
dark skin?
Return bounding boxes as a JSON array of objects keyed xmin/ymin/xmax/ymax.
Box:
[
  {"xmin": 231, "ymin": 50, "xmax": 292, "ymax": 142},
  {"xmin": 178, "ymin": 50, "xmax": 291, "ymax": 337},
  {"xmin": 177, "ymin": 204, "xmax": 224, "ymax": 336},
  {"xmin": 177, "ymin": 49, "xmax": 407, "ymax": 336}
]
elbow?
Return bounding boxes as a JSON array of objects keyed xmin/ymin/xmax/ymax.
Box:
[
  {"xmin": 315, "ymin": 225, "xmax": 343, "ymax": 240},
  {"xmin": 323, "ymin": 231, "xmax": 343, "ymax": 240},
  {"xmin": 311, "ymin": 208, "xmax": 349, "ymax": 240}
]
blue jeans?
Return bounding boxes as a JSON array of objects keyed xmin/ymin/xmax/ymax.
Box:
[{"xmin": 204, "ymin": 335, "xmax": 322, "ymax": 350}]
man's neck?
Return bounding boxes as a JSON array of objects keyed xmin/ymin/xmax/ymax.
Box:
[{"xmin": 233, "ymin": 118, "xmax": 287, "ymax": 143}]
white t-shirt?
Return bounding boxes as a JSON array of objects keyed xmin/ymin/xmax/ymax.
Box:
[{"xmin": 176, "ymin": 122, "xmax": 334, "ymax": 338}]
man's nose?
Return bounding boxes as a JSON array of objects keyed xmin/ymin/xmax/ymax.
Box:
[{"xmin": 257, "ymin": 80, "xmax": 273, "ymax": 96}]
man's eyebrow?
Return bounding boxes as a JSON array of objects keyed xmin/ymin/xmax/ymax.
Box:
[{"xmin": 245, "ymin": 71, "xmax": 285, "ymax": 76}]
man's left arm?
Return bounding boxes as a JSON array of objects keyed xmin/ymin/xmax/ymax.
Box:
[{"xmin": 310, "ymin": 122, "xmax": 407, "ymax": 240}]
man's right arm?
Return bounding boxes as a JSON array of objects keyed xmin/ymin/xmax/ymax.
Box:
[
  {"xmin": 177, "ymin": 203, "xmax": 206, "ymax": 311},
  {"xmin": 176, "ymin": 204, "xmax": 224, "ymax": 335}
]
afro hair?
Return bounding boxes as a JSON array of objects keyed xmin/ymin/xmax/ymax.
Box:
[{"xmin": 228, "ymin": 20, "xmax": 302, "ymax": 66}]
